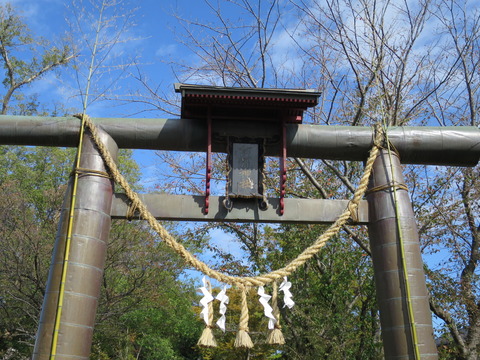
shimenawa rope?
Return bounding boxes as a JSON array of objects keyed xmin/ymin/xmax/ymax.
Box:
[
  {"xmin": 75, "ymin": 114, "xmax": 384, "ymax": 347},
  {"xmin": 76, "ymin": 113, "xmax": 383, "ymax": 287}
]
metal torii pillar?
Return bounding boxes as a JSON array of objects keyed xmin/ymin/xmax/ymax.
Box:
[
  {"xmin": 32, "ymin": 129, "xmax": 118, "ymax": 359},
  {"xmin": 367, "ymin": 150, "xmax": 437, "ymax": 359}
]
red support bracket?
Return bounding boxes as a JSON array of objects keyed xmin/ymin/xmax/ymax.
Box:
[
  {"xmin": 280, "ymin": 120, "xmax": 287, "ymax": 215},
  {"xmin": 205, "ymin": 114, "xmax": 212, "ymax": 214}
]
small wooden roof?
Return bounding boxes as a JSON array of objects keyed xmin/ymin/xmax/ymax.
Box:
[{"xmin": 175, "ymin": 83, "xmax": 321, "ymax": 123}]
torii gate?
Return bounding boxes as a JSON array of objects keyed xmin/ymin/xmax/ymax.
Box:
[{"xmin": 1, "ymin": 85, "xmax": 479, "ymax": 359}]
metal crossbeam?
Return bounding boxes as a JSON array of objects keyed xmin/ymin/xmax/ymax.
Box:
[
  {"xmin": 1, "ymin": 115, "xmax": 479, "ymax": 165},
  {"xmin": 111, "ymin": 193, "xmax": 369, "ymax": 224}
]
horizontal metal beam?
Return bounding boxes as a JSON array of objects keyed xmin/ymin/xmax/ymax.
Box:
[
  {"xmin": 0, "ymin": 115, "xmax": 479, "ymax": 165},
  {"xmin": 111, "ymin": 193, "xmax": 369, "ymax": 224}
]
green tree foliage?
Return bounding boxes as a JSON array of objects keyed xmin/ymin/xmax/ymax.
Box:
[
  {"xmin": 93, "ymin": 280, "xmax": 202, "ymax": 359},
  {"xmin": 266, "ymin": 225, "xmax": 381, "ymax": 359},
  {"xmin": 0, "ymin": 146, "xmax": 74, "ymax": 356},
  {"xmin": 0, "ymin": 144, "xmax": 204, "ymax": 359}
]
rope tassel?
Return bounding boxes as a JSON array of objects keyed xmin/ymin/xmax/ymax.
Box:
[
  {"xmin": 234, "ymin": 286, "xmax": 254, "ymax": 348},
  {"xmin": 267, "ymin": 281, "xmax": 285, "ymax": 345},
  {"xmin": 197, "ymin": 277, "xmax": 217, "ymax": 347}
]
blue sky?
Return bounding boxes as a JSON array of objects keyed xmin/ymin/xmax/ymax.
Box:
[
  {"xmin": 2, "ymin": 0, "xmax": 314, "ymax": 120},
  {"xmin": 0, "ymin": 0, "xmax": 215, "ymax": 114},
  {"xmin": 0, "ymin": 0, "xmax": 209, "ymax": 179}
]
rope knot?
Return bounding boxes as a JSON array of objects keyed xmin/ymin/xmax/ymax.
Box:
[
  {"xmin": 347, "ymin": 202, "xmax": 359, "ymax": 223},
  {"xmin": 373, "ymin": 123, "xmax": 386, "ymax": 148},
  {"xmin": 126, "ymin": 198, "xmax": 140, "ymax": 221}
]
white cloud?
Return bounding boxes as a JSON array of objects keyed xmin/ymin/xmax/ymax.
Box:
[{"xmin": 155, "ymin": 43, "xmax": 178, "ymax": 57}]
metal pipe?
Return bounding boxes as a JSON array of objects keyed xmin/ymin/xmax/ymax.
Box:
[
  {"xmin": 0, "ymin": 115, "xmax": 479, "ymax": 165},
  {"xmin": 367, "ymin": 150, "xmax": 437, "ymax": 359},
  {"xmin": 32, "ymin": 129, "xmax": 118, "ymax": 360}
]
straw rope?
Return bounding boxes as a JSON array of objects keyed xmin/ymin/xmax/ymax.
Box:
[
  {"xmin": 365, "ymin": 181, "xmax": 408, "ymax": 195},
  {"xmin": 75, "ymin": 114, "xmax": 383, "ymax": 287},
  {"xmin": 267, "ymin": 281, "xmax": 285, "ymax": 345},
  {"xmin": 197, "ymin": 280, "xmax": 217, "ymax": 347},
  {"xmin": 72, "ymin": 167, "xmax": 111, "ymax": 179},
  {"xmin": 234, "ymin": 286, "xmax": 254, "ymax": 348}
]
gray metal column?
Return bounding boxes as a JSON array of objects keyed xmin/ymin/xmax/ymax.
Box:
[
  {"xmin": 367, "ymin": 150, "xmax": 437, "ymax": 359},
  {"xmin": 32, "ymin": 129, "xmax": 117, "ymax": 359}
]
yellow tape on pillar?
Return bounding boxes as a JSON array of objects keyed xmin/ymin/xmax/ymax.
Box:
[
  {"xmin": 49, "ymin": 113, "xmax": 88, "ymax": 359},
  {"xmin": 384, "ymin": 125, "xmax": 421, "ymax": 360}
]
